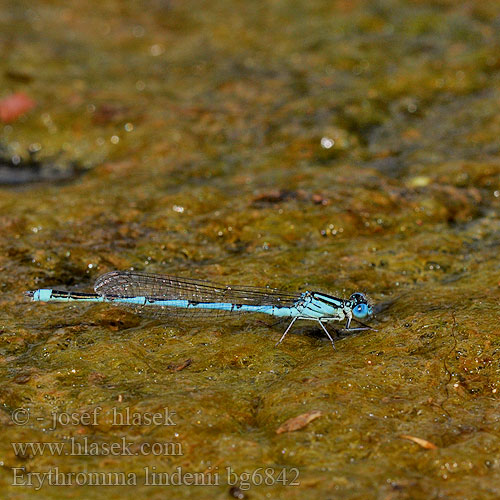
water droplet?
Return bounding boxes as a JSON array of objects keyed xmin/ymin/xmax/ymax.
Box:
[
  {"xmin": 320, "ymin": 137, "xmax": 334, "ymax": 149},
  {"xmin": 150, "ymin": 44, "xmax": 164, "ymax": 56}
]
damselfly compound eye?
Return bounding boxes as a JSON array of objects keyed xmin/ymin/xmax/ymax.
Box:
[{"xmin": 353, "ymin": 303, "xmax": 369, "ymax": 319}]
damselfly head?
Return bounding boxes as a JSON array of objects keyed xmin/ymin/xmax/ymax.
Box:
[{"xmin": 349, "ymin": 292, "xmax": 373, "ymax": 319}]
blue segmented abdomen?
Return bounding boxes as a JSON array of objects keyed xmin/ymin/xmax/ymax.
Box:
[{"xmin": 28, "ymin": 289, "xmax": 298, "ymax": 318}]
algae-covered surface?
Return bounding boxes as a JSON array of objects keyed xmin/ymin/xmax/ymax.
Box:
[{"xmin": 1, "ymin": 0, "xmax": 500, "ymax": 498}]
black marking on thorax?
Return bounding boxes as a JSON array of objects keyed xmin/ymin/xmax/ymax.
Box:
[{"xmin": 311, "ymin": 292, "xmax": 345, "ymax": 307}]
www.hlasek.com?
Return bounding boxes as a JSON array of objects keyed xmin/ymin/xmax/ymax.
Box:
[
  {"xmin": 12, "ymin": 437, "xmax": 183, "ymax": 457},
  {"xmin": 13, "ymin": 466, "xmax": 300, "ymax": 490}
]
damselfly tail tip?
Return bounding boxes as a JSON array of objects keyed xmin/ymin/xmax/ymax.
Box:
[{"xmin": 24, "ymin": 290, "xmax": 35, "ymax": 299}]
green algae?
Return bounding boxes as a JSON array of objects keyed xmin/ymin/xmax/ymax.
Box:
[{"xmin": 1, "ymin": 0, "xmax": 500, "ymax": 498}]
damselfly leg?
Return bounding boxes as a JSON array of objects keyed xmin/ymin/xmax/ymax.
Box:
[{"xmin": 275, "ymin": 317, "xmax": 298, "ymax": 347}]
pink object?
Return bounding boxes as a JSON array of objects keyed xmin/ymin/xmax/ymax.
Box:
[{"xmin": 0, "ymin": 92, "xmax": 36, "ymax": 123}]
